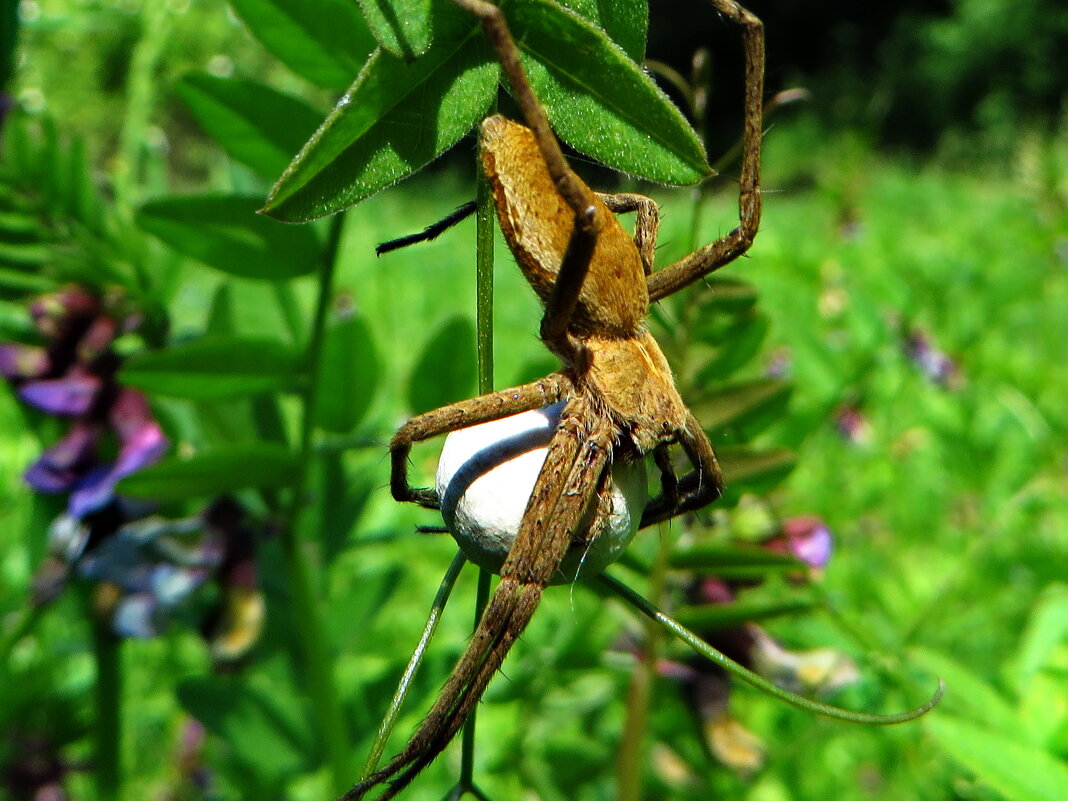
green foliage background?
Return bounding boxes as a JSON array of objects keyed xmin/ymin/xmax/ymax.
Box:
[{"xmin": 2, "ymin": 2, "xmax": 1067, "ymax": 801}]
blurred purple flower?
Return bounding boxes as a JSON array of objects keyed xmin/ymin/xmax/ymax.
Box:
[
  {"xmin": 903, "ymin": 327, "xmax": 961, "ymax": 388},
  {"xmin": 2, "ymin": 287, "xmax": 168, "ymax": 516},
  {"xmin": 763, "ymin": 515, "xmax": 833, "ymax": 571},
  {"xmin": 834, "ymin": 402, "xmax": 873, "ymax": 445}
]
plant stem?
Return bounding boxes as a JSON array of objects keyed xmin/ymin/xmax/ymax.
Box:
[
  {"xmin": 364, "ymin": 553, "xmax": 468, "ymax": 774},
  {"xmin": 90, "ymin": 616, "xmax": 122, "ymax": 801},
  {"xmin": 114, "ymin": 2, "xmax": 171, "ymax": 214},
  {"xmin": 455, "ymin": 138, "xmax": 496, "ymax": 794},
  {"xmin": 598, "ymin": 572, "xmax": 944, "ymax": 725},
  {"xmin": 615, "ymin": 530, "xmax": 670, "ymax": 801},
  {"xmin": 475, "ymin": 140, "xmax": 495, "ymax": 396},
  {"xmin": 280, "ymin": 212, "xmax": 351, "ymax": 793}
]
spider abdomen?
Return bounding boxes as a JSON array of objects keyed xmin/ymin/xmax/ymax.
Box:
[{"xmin": 481, "ymin": 115, "xmax": 649, "ymax": 337}]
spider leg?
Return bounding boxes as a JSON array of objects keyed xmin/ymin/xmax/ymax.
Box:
[
  {"xmin": 596, "ymin": 192, "xmax": 660, "ymax": 275},
  {"xmin": 645, "ymin": 0, "xmax": 764, "ymax": 303},
  {"xmin": 347, "ymin": 400, "xmax": 615, "ymax": 800},
  {"xmin": 640, "ymin": 411, "xmax": 723, "ymax": 528},
  {"xmin": 391, "ymin": 374, "xmax": 569, "ymax": 508},
  {"xmin": 375, "ymin": 201, "xmax": 478, "ymax": 255},
  {"xmin": 451, "ymin": 0, "xmax": 603, "ymax": 356}
]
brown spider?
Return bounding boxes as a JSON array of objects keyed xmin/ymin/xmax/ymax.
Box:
[{"xmin": 347, "ymin": 0, "xmax": 764, "ymax": 797}]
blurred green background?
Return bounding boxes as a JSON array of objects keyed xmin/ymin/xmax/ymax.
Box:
[{"xmin": 2, "ymin": 1, "xmax": 1067, "ymax": 801}]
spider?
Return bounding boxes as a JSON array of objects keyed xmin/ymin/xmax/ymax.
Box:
[{"xmin": 347, "ymin": 0, "xmax": 764, "ymax": 797}]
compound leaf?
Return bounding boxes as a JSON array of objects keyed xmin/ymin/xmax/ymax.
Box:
[
  {"xmin": 264, "ymin": 3, "xmax": 498, "ymax": 221},
  {"xmin": 121, "ymin": 337, "xmax": 301, "ymax": 400},
  {"xmin": 229, "ymin": 0, "xmax": 375, "ymax": 89},
  {"xmin": 176, "ymin": 75, "xmax": 322, "ymax": 178},
  {"xmin": 118, "ymin": 444, "xmax": 300, "ymax": 501},
  {"xmin": 137, "ymin": 195, "xmax": 322, "ymax": 279}
]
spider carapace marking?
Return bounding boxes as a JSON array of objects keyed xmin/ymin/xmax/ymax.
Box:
[{"xmin": 347, "ymin": 0, "xmax": 764, "ymax": 798}]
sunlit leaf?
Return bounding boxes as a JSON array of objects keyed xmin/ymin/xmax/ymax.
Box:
[
  {"xmin": 118, "ymin": 444, "xmax": 299, "ymax": 501},
  {"xmin": 560, "ymin": 0, "xmax": 648, "ymax": 62},
  {"xmin": 264, "ymin": 4, "xmax": 498, "ymax": 221},
  {"xmin": 229, "ymin": 0, "xmax": 375, "ymax": 89},
  {"xmin": 137, "ymin": 195, "xmax": 322, "ymax": 279},
  {"xmin": 176, "ymin": 75, "xmax": 322, "ymax": 178},
  {"xmin": 1014, "ymin": 583, "xmax": 1068, "ymax": 690},
  {"xmin": 121, "ymin": 338, "xmax": 301, "ymax": 400},
  {"xmin": 407, "ymin": 314, "xmax": 476, "ymax": 415},
  {"xmin": 908, "ymin": 648, "xmax": 1025, "ymax": 737},
  {"xmin": 355, "ymin": 0, "xmax": 432, "ymax": 59},
  {"xmin": 508, "ymin": 0, "xmax": 707, "ymax": 183},
  {"xmin": 927, "ymin": 715, "xmax": 1068, "ymax": 801}
]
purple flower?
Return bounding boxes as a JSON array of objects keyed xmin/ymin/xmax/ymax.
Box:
[
  {"xmin": 3, "ymin": 288, "xmax": 168, "ymax": 516},
  {"xmin": 0, "ymin": 343, "xmax": 50, "ymax": 379},
  {"xmin": 834, "ymin": 402, "xmax": 873, "ymax": 445},
  {"xmin": 903, "ymin": 327, "xmax": 961, "ymax": 388},
  {"xmin": 18, "ymin": 370, "xmax": 103, "ymax": 416},
  {"xmin": 764, "ymin": 516, "xmax": 833, "ymax": 571}
]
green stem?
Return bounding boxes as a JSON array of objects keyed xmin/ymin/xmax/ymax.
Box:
[
  {"xmin": 452, "ymin": 119, "xmax": 498, "ymax": 794},
  {"xmin": 475, "ymin": 140, "xmax": 495, "ymax": 397},
  {"xmin": 615, "ymin": 530, "xmax": 670, "ymax": 801},
  {"xmin": 0, "ymin": 604, "xmax": 43, "ymax": 677},
  {"xmin": 91, "ymin": 616, "xmax": 122, "ymax": 801},
  {"xmin": 598, "ymin": 572, "xmax": 944, "ymax": 725},
  {"xmin": 280, "ymin": 212, "xmax": 351, "ymax": 793},
  {"xmin": 114, "ymin": 2, "xmax": 171, "ymax": 214},
  {"xmin": 363, "ymin": 553, "xmax": 468, "ymax": 774}
]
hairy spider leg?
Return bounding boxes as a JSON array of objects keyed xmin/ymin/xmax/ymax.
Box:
[
  {"xmin": 645, "ymin": 0, "xmax": 765, "ymax": 301},
  {"xmin": 348, "ymin": 399, "xmax": 614, "ymax": 800},
  {"xmin": 390, "ymin": 373, "xmax": 570, "ymax": 509}
]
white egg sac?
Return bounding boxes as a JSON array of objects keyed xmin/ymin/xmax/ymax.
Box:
[{"xmin": 436, "ymin": 401, "xmax": 648, "ymax": 585}]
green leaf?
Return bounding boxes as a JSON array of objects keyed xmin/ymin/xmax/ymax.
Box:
[
  {"xmin": 560, "ymin": 0, "xmax": 647, "ymax": 62},
  {"xmin": 176, "ymin": 675, "xmax": 314, "ymax": 780},
  {"xmin": 355, "ymin": 0, "xmax": 432, "ymax": 59},
  {"xmin": 1014, "ymin": 583, "xmax": 1068, "ymax": 691},
  {"xmin": 407, "ymin": 314, "xmax": 476, "ymax": 415},
  {"xmin": 176, "ymin": 74, "xmax": 323, "ymax": 178},
  {"xmin": 317, "ymin": 456, "xmax": 375, "ymax": 565},
  {"xmin": 718, "ymin": 446, "xmax": 796, "ymax": 491},
  {"xmin": 264, "ymin": 4, "xmax": 498, "ymax": 221},
  {"xmin": 0, "ymin": 241, "xmax": 48, "ymax": 267},
  {"xmin": 676, "ymin": 599, "xmax": 814, "ymax": 631},
  {"xmin": 118, "ymin": 444, "xmax": 299, "ymax": 501},
  {"xmin": 229, "ymin": 0, "xmax": 376, "ymax": 89},
  {"xmin": 508, "ymin": 0, "xmax": 707, "ymax": 183},
  {"xmin": 927, "ymin": 715, "xmax": 1068, "ymax": 801},
  {"xmin": 692, "ymin": 276, "xmax": 760, "ymax": 315},
  {"xmin": 0, "ymin": 267, "xmax": 54, "ymax": 295},
  {"xmin": 693, "ymin": 312, "xmax": 770, "ymax": 381},
  {"xmin": 908, "ymin": 648, "xmax": 1026, "ymax": 738},
  {"xmin": 136, "ymin": 195, "xmax": 322, "ymax": 279},
  {"xmin": 691, "ymin": 378, "xmax": 792, "ymax": 435},
  {"xmin": 120, "ymin": 338, "xmax": 301, "ymax": 400},
  {"xmin": 314, "ymin": 311, "xmax": 379, "ymax": 432}
]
